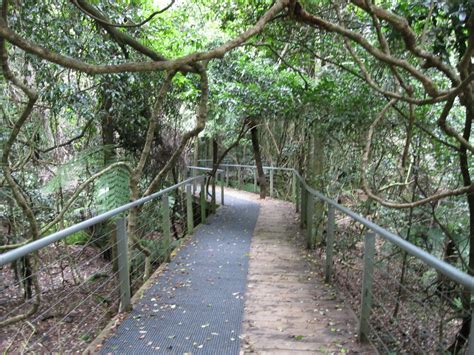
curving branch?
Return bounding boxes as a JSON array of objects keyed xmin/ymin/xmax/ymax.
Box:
[
  {"xmin": 40, "ymin": 162, "xmax": 132, "ymax": 234},
  {"xmin": 360, "ymin": 0, "xmax": 412, "ymax": 95},
  {"xmin": 341, "ymin": 32, "xmax": 474, "ymax": 105},
  {"xmin": 437, "ymin": 98, "xmax": 474, "ymax": 154},
  {"xmin": 205, "ymin": 120, "xmax": 252, "ymax": 193},
  {"xmin": 361, "ymin": 99, "xmax": 474, "ymax": 208},
  {"xmin": 351, "ymin": 0, "xmax": 460, "ymax": 85},
  {"xmin": 71, "ymin": 0, "xmax": 175, "ymax": 28},
  {"xmin": 0, "ymin": 0, "xmax": 289, "ymax": 75},
  {"xmin": 246, "ymin": 42, "xmax": 309, "ymax": 88},
  {"xmin": 144, "ymin": 66, "xmax": 209, "ymax": 196},
  {"xmin": 40, "ymin": 116, "xmax": 95, "ymax": 154},
  {"xmin": 290, "ymin": 2, "xmax": 441, "ymax": 97},
  {"xmin": 133, "ymin": 71, "xmax": 177, "ymax": 182}
]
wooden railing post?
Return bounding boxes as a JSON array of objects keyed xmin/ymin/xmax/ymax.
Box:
[
  {"xmin": 200, "ymin": 178, "xmax": 206, "ymax": 223},
  {"xmin": 292, "ymin": 173, "xmax": 296, "ymax": 203},
  {"xmin": 220, "ymin": 172, "xmax": 224, "ymax": 205},
  {"xmin": 211, "ymin": 175, "xmax": 216, "ymax": 213},
  {"xmin": 325, "ymin": 204, "xmax": 335, "ymax": 282},
  {"xmin": 295, "ymin": 184, "xmax": 300, "ymax": 213},
  {"xmin": 116, "ymin": 217, "xmax": 131, "ymax": 312},
  {"xmin": 270, "ymin": 169, "xmax": 274, "ymax": 197},
  {"xmin": 359, "ymin": 231, "xmax": 376, "ymax": 342},
  {"xmin": 162, "ymin": 193, "xmax": 171, "ymax": 262},
  {"xmin": 300, "ymin": 185, "xmax": 307, "ymax": 228},
  {"xmin": 238, "ymin": 167, "xmax": 242, "ymax": 188},
  {"xmin": 185, "ymin": 184, "xmax": 194, "ymax": 234},
  {"xmin": 253, "ymin": 169, "xmax": 257, "ymax": 192},
  {"xmin": 306, "ymin": 194, "xmax": 314, "ymax": 249}
]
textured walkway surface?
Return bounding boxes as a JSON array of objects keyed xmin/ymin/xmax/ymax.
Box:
[
  {"xmin": 241, "ymin": 195, "xmax": 375, "ymax": 354},
  {"xmin": 98, "ymin": 189, "xmax": 375, "ymax": 354},
  {"xmin": 100, "ymin": 191, "xmax": 259, "ymax": 354}
]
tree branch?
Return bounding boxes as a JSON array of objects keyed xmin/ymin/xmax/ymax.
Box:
[
  {"xmin": 361, "ymin": 99, "xmax": 474, "ymax": 208},
  {"xmin": 0, "ymin": 0, "xmax": 289, "ymax": 74},
  {"xmin": 143, "ymin": 66, "xmax": 209, "ymax": 196},
  {"xmin": 40, "ymin": 162, "xmax": 132, "ymax": 234},
  {"xmin": 71, "ymin": 0, "xmax": 175, "ymax": 28}
]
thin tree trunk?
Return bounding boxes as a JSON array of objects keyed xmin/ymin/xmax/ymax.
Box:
[{"xmin": 248, "ymin": 118, "xmax": 267, "ymax": 199}]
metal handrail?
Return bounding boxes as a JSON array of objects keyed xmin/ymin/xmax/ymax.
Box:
[
  {"xmin": 292, "ymin": 170, "xmax": 474, "ymax": 292},
  {"xmin": 0, "ymin": 175, "xmax": 205, "ymax": 267},
  {"xmin": 219, "ymin": 163, "xmax": 293, "ymax": 171},
  {"xmin": 186, "ymin": 166, "xmax": 224, "ymax": 173},
  {"xmin": 212, "ymin": 163, "xmax": 474, "ymax": 292}
]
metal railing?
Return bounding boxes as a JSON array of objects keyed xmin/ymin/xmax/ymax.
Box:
[
  {"xmin": 3, "ymin": 161, "xmax": 474, "ymax": 352},
  {"xmin": 186, "ymin": 166, "xmax": 225, "ymax": 206},
  {"xmin": 0, "ymin": 174, "xmax": 220, "ymax": 352},
  {"xmin": 213, "ymin": 163, "xmax": 474, "ymax": 353}
]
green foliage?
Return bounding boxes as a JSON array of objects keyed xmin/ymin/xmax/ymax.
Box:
[
  {"xmin": 64, "ymin": 230, "xmax": 90, "ymax": 245},
  {"xmin": 94, "ymin": 166, "xmax": 130, "ymax": 214}
]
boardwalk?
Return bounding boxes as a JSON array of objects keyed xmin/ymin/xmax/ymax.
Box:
[
  {"xmin": 241, "ymin": 193, "xmax": 374, "ymax": 354},
  {"xmin": 95, "ymin": 189, "xmax": 374, "ymax": 354}
]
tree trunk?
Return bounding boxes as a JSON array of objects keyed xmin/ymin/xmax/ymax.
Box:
[
  {"xmin": 100, "ymin": 93, "xmax": 118, "ymax": 270},
  {"xmin": 248, "ymin": 118, "xmax": 267, "ymax": 199}
]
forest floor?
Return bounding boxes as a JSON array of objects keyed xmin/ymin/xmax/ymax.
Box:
[{"xmin": 0, "ymin": 244, "xmax": 120, "ymax": 353}]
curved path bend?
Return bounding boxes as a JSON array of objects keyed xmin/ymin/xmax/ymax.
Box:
[{"xmin": 97, "ymin": 189, "xmax": 374, "ymax": 354}]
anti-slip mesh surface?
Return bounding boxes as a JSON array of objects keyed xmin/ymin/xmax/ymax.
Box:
[{"xmin": 101, "ymin": 194, "xmax": 259, "ymax": 354}]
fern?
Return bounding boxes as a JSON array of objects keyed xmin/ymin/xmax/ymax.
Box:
[
  {"xmin": 94, "ymin": 165, "xmax": 130, "ymax": 215},
  {"xmin": 41, "ymin": 145, "xmax": 112, "ymax": 194}
]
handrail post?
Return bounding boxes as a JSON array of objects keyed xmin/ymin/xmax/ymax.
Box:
[
  {"xmin": 325, "ymin": 204, "xmax": 335, "ymax": 282},
  {"xmin": 359, "ymin": 231, "xmax": 376, "ymax": 342},
  {"xmin": 253, "ymin": 169, "xmax": 257, "ymax": 192},
  {"xmin": 300, "ymin": 185, "xmax": 307, "ymax": 228},
  {"xmin": 220, "ymin": 172, "xmax": 224, "ymax": 205},
  {"xmin": 162, "ymin": 193, "xmax": 171, "ymax": 262},
  {"xmin": 306, "ymin": 194, "xmax": 314, "ymax": 249},
  {"xmin": 200, "ymin": 178, "xmax": 206, "ymax": 223},
  {"xmin": 295, "ymin": 177, "xmax": 300, "ymax": 213},
  {"xmin": 238, "ymin": 166, "xmax": 242, "ymax": 188},
  {"xmin": 292, "ymin": 172, "xmax": 296, "ymax": 203},
  {"xmin": 270, "ymin": 169, "xmax": 274, "ymax": 197},
  {"xmin": 211, "ymin": 174, "xmax": 216, "ymax": 213},
  {"xmin": 295, "ymin": 173, "xmax": 301, "ymax": 213},
  {"xmin": 116, "ymin": 217, "xmax": 131, "ymax": 312},
  {"xmin": 185, "ymin": 184, "xmax": 194, "ymax": 234}
]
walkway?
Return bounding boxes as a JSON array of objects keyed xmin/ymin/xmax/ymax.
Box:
[
  {"xmin": 96, "ymin": 189, "xmax": 374, "ymax": 354},
  {"xmin": 99, "ymin": 192, "xmax": 259, "ymax": 354},
  {"xmin": 241, "ymin": 193, "xmax": 374, "ymax": 354}
]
